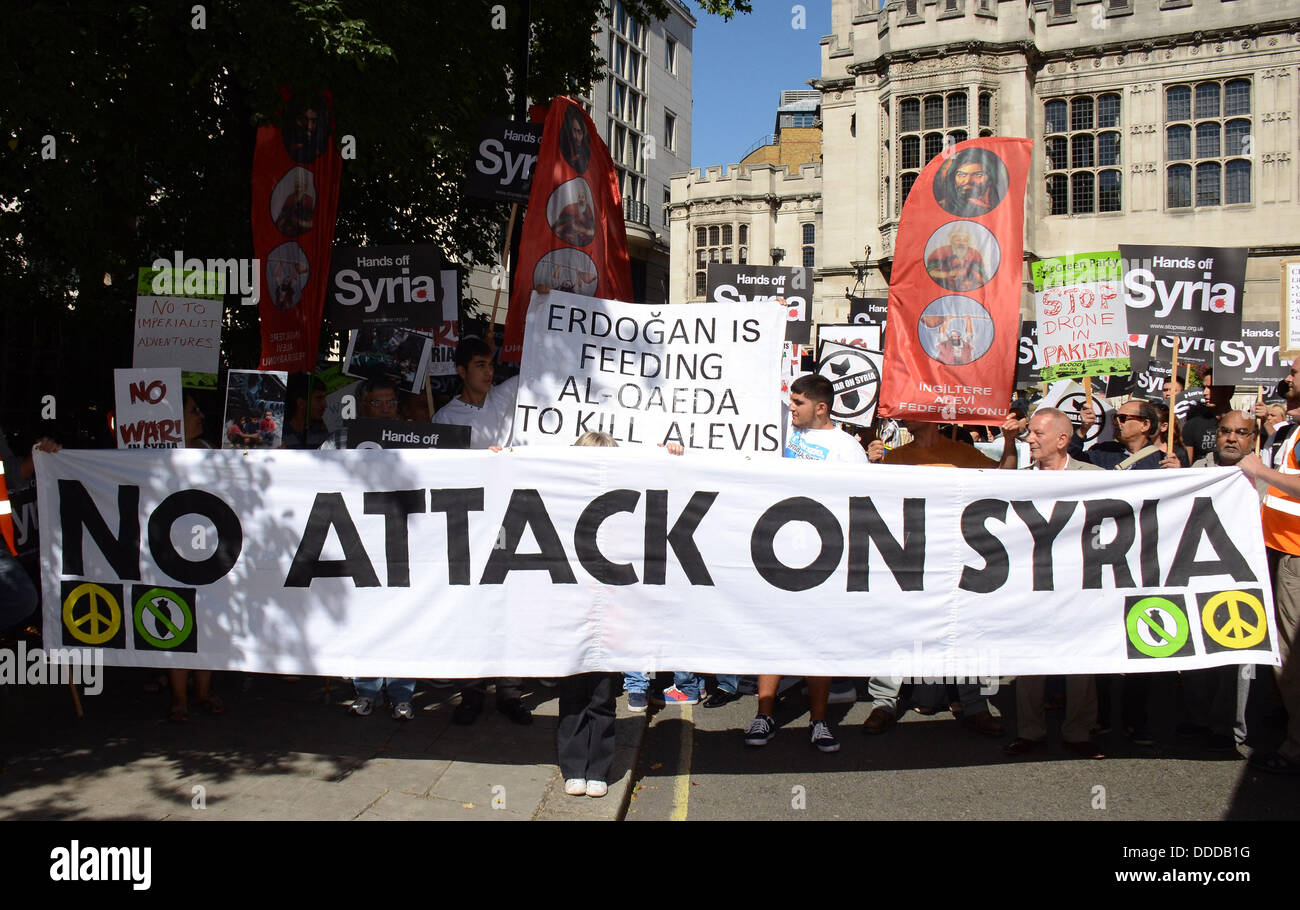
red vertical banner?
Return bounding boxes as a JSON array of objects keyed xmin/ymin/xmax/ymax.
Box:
[
  {"xmin": 252, "ymin": 90, "xmax": 343, "ymax": 372},
  {"xmin": 501, "ymin": 97, "xmax": 632, "ymax": 363},
  {"xmin": 879, "ymin": 138, "xmax": 1032, "ymax": 423}
]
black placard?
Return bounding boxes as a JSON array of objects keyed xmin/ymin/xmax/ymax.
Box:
[
  {"xmin": 1121, "ymin": 245, "xmax": 1247, "ymax": 341},
  {"xmin": 848, "ymin": 296, "xmax": 888, "ymax": 327},
  {"xmin": 1015, "ymin": 320, "xmax": 1043, "ymax": 385},
  {"xmin": 1215, "ymin": 321, "xmax": 1287, "ymax": 387},
  {"xmin": 464, "ymin": 119, "xmax": 544, "ymax": 204},
  {"xmin": 327, "ymin": 244, "xmax": 444, "ymax": 329},
  {"xmin": 346, "ymin": 419, "xmax": 470, "ymax": 450},
  {"xmin": 705, "ymin": 263, "xmax": 811, "ymax": 344}
]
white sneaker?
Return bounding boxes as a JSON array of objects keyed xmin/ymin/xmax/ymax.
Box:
[
  {"xmin": 564, "ymin": 778, "xmax": 587, "ymax": 796},
  {"xmin": 350, "ymin": 697, "xmax": 374, "ymax": 717},
  {"xmin": 392, "ymin": 702, "xmax": 415, "ymax": 721},
  {"xmin": 585, "ymin": 780, "xmax": 608, "ymax": 798}
]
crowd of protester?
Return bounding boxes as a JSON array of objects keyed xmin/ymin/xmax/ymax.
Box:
[{"xmin": 2, "ymin": 342, "xmax": 1298, "ymax": 804}]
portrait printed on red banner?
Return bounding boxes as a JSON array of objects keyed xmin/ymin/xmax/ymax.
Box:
[
  {"xmin": 266, "ymin": 242, "xmax": 310, "ymax": 311},
  {"xmin": 283, "ymin": 92, "xmax": 334, "ymax": 164},
  {"xmin": 923, "ymin": 221, "xmax": 999, "ymax": 293},
  {"xmin": 933, "ymin": 147, "xmax": 1009, "ymax": 218},
  {"xmin": 271, "ymin": 167, "xmax": 316, "ymax": 237},
  {"xmin": 547, "ymin": 177, "xmax": 597, "ymax": 247},
  {"xmin": 918, "ymin": 298, "xmax": 995, "ymax": 366},
  {"xmin": 559, "ymin": 105, "xmax": 592, "ymax": 174}
]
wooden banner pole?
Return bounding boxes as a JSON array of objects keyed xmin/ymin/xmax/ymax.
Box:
[
  {"xmin": 1168, "ymin": 337, "xmax": 1181, "ymax": 453},
  {"xmin": 1256, "ymin": 384, "xmax": 1265, "ymax": 454},
  {"xmin": 488, "ymin": 202, "xmax": 520, "ymax": 331}
]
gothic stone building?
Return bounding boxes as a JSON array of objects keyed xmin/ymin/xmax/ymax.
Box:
[{"xmin": 807, "ymin": 0, "xmax": 1299, "ymax": 326}]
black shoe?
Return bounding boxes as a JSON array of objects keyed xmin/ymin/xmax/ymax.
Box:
[
  {"xmin": 453, "ymin": 696, "xmax": 483, "ymax": 726},
  {"xmin": 1204, "ymin": 733, "xmax": 1236, "ymax": 751},
  {"xmin": 702, "ymin": 689, "xmax": 741, "ymax": 709},
  {"xmin": 1125, "ymin": 725, "xmax": 1156, "ymax": 746},
  {"xmin": 497, "ymin": 698, "xmax": 533, "ymax": 725}
]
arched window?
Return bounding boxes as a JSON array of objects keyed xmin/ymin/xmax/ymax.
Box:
[{"xmin": 1166, "ymin": 79, "xmax": 1251, "ymax": 207}]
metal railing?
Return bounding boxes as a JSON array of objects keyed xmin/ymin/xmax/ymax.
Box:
[{"xmin": 623, "ymin": 198, "xmax": 651, "ymax": 226}]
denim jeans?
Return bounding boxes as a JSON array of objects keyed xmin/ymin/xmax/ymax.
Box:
[
  {"xmin": 354, "ymin": 678, "xmax": 415, "ymax": 704},
  {"xmin": 715, "ymin": 674, "xmax": 741, "ymax": 695},
  {"xmin": 0, "ymin": 553, "xmax": 37, "ymax": 629},
  {"xmin": 623, "ymin": 671, "xmax": 701, "ymax": 698}
]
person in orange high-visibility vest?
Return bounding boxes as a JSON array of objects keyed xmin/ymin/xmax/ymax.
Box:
[
  {"xmin": 1237, "ymin": 356, "xmax": 1300, "ymax": 775},
  {"xmin": 0, "ymin": 449, "xmax": 39, "ymax": 629},
  {"xmin": 0, "ymin": 450, "xmax": 17, "ymax": 556}
]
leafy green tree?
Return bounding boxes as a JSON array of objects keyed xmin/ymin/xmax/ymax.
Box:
[{"xmin": 0, "ymin": 0, "xmax": 747, "ymax": 441}]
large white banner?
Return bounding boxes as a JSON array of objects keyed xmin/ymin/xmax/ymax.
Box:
[
  {"xmin": 514, "ymin": 290, "xmax": 784, "ymax": 453},
  {"xmin": 37, "ymin": 448, "xmax": 1279, "ymax": 680}
]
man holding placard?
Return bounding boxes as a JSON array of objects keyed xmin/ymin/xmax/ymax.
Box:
[{"xmin": 434, "ymin": 337, "xmax": 531, "ymax": 726}]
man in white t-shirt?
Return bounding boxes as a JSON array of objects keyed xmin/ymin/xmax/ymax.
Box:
[
  {"xmin": 434, "ymin": 336, "xmax": 531, "ymax": 725},
  {"xmin": 432, "ymin": 337, "xmax": 519, "ymax": 449},
  {"xmin": 783, "ymin": 375, "xmax": 881, "ymax": 464},
  {"xmin": 745, "ymin": 374, "xmax": 882, "ymax": 754}
]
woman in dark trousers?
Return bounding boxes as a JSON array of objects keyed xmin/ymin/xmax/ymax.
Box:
[{"xmin": 556, "ymin": 431, "xmax": 622, "ymax": 797}]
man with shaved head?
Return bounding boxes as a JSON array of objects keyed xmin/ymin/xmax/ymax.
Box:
[
  {"xmin": 999, "ymin": 406, "xmax": 1104, "ymax": 758},
  {"xmin": 1023, "ymin": 406, "xmax": 1098, "ymax": 472}
]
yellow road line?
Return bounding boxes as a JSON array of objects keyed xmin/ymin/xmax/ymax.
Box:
[{"xmin": 669, "ymin": 704, "xmax": 693, "ymax": 821}]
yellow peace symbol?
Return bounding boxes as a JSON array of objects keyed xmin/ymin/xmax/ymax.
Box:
[
  {"xmin": 1201, "ymin": 590, "xmax": 1268, "ymax": 650},
  {"xmin": 62, "ymin": 583, "xmax": 122, "ymax": 645}
]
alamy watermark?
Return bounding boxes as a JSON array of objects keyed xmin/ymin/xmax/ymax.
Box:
[
  {"xmin": 0, "ymin": 642, "xmax": 103, "ymax": 695},
  {"xmin": 879, "ymin": 641, "xmax": 1001, "ymax": 695},
  {"xmin": 149, "ymin": 252, "xmax": 260, "ymax": 305}
]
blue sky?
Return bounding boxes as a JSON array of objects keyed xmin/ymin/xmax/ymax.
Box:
[{"xmin": 690, "ymin": 2, "xmax": 832, "ymax": 169}]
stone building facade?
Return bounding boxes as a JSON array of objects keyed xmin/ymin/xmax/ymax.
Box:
[
  {"xmin": 813, "ymin": 0, "xmax": 1300, "ymax": 324},
  {"xmin": 667, "ymin": 93, "xmax": 826, "ymax": 318}
]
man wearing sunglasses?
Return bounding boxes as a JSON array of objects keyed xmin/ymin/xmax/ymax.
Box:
[
  {"xmin": 1072, "ymin": 399, "xmax": 1170, "ymax": 471},
  {"xmin": 1071, "ymin": 398, "xmax": 1171, "ymax": 745}
]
